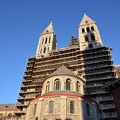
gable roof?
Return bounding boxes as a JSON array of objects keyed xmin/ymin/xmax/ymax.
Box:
[
  {"xmin": 42, "ymin": 21, "xmax": 54, "ymax": 34},
  {"xmin": 79, "ymin": 13, "xmax": 95, "ymax": 26}
]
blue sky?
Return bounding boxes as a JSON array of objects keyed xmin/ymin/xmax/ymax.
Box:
[{"xmin": 0, "ymin": 0, "xmax": 120, "ymax": 103}]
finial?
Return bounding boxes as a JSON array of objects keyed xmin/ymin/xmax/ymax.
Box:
[
  {"xmin": 84, "ymin": 10, "xmax": 86, "ymax": 15},
  {"xmin": 51, "ymin": 18, "xmax": 53, "ymax": 23}
]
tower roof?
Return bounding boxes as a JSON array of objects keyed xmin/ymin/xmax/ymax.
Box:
[
  {"xmin": 42, "ymin": 21, "xmax": 54, "ymax": 34},
  {"xmin": 49, "ymin": 65, "xmax": 77, "ymax": 77},
  {"xmin": 79, "ymin": 13, "xmax": 95, "ymax": 26}
]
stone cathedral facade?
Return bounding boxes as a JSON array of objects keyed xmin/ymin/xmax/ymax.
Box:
[{"xmin": 14, "ymin": 13, "xmax": 118, "ymax": 120}]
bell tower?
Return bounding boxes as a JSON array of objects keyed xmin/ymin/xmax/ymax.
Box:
[
  {"xmin": 36, "ymin": 21, "xmax": 57, "ymax": 58},
  {"xmin": 78, "ymin": 13, "xmax": 103, "ymax": 50}
]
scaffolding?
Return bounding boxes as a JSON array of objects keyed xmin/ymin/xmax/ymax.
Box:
[{"xmin": 16, "ymin": 40, "xmax": 117, "ymax": 119}]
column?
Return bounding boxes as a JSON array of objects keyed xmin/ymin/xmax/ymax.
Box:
[
  {"xmin": 60, "ymin": 96, "xmax": 67, "ymax": 120},
  {"xmin": 37, "ymin": 98, "xmax": 43, "ymax": 120}
]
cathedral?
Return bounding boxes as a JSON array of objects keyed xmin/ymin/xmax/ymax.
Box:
[{"xmin": 1, "ymin": 13, "xmax": 118, "ymax": 120}]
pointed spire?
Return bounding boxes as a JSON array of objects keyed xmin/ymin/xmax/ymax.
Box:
[
  {"xmin": 79, "ymin": 12, "xmax": 95, "ymax": 26},
  {"xmin": 42, "ymin": 21, "xmax": 54, "ymax": 34}
]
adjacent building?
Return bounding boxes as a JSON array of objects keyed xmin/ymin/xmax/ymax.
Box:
[
  {"xmin": 0, "ymin": 103, "xmax": 19, "ymax": 120},
  {"xmin": 103, "ymin": 65, "xmax": 120, "ymax": 119},
  {"xmin": 115, "ymin": 65, "xmax": 120, "ymax": 78}
]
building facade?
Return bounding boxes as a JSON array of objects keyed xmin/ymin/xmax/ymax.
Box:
[
  {"xmin": 26, "ymin": 65, "xmax": 100, "ymax": 120},
  {"xmin": 115, "ymin": 65, "xmax": 120, "ymax": 78},
  {"xmin": 15, "ymin": 13, "xmax": 117, "ymax": 120},
  {"xmin": 0, "ymin": 103, "xmax": 19, "ymax": 120}
]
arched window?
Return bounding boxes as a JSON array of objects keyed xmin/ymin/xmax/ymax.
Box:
[
  {"xmin": 82, "ymin": 44, "xmax": 86, "ymax": 49},
  {"xmin": 45, "ymin": 38, "xmax": 47, "ymax": 44},
  {"xmin": 85, "ymin": 35, "xmax": 89, "ymax": 42},
  {"xmin": 44, "ymin": 47, "xmax": 46, "ymax": 53},
  {"xmin": 66, "ymin": 79, "xmax": 71, "ymax": 90},
  {"xmin": 46, "ymin": 81, "xmax": 50, "ymax": 93},
  {"xmin": 34, "ymin": 104, "xmax": 37, "ymax": 115},
  {"xmin": 40, "ymin": 49, "xmax": 42, "ymax": 53},
  {"xmin": 49, "ymin": 101, "xmax": 54, "ymax": 114},
  {"xmin": 82, "ymin": 28, "xmax": 85, "ymax": 33},
  {"xmin": 54, "ymin": 79, "xmax": 60, "ymax": 90},
  {"xmin": 86, "ymin": 27, "xmax": 90, "ymax": 32},
  {"xmin": 42, "ymin": 38, "xmax": 44, "ymax": 44},
  {"xmin": 0, "ymin": 113, "xmax": 3, "ymax": 119},
  {"xmin": 70, "ymin": 101, "xmax": 74, "ymax": 114},
  {"xmin": 49, "ymin": 37, "xmax": 51, "ymax": 43},
  {"xmin": 91, "ymin": 33, "xmax": 95, "ymax": 41},
  {"xmin": 95, "ymin": 42, "xmax": 99, "ymax": 47},
  {"xmin": 91, "ymin": 26, "xmax": 94, "ymax": 31},
  {"xmin": 86, "ymin": 103, "xmax": 90, "ymax": 116},
  {"xmin": 83, "ymin": 85, "xmax": 86, "ymax": 94},
  {"xmin": 7, "ymin": 113, "xmax": 12, "ymax": 119},
  {"xmin": 35, "ymin": 117, "xmax": 38, "ymax": 120},
  {"xmin": 76, "ymin": 81, "xmax": 80, "ymax": 92},
  {"xmin": 89, "ymin": 43, "xmax": 93, "ymax": 49}
]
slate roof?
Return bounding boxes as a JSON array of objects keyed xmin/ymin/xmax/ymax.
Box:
[
  {"xmin": 0, "ymin": 103, "xmax": 15, "ymax": 111},
  {"xmin": 49, "ymin": 65, "xmax": 77, "ymax": 77},
  {"xmin": 43, "ymin": 90, "xmax": 82, "ymax": 96}
]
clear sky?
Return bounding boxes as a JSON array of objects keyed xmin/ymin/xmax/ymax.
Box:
[{"xmin": 0, "ymin": 0, "xmax": 120, "ymax": 104}]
